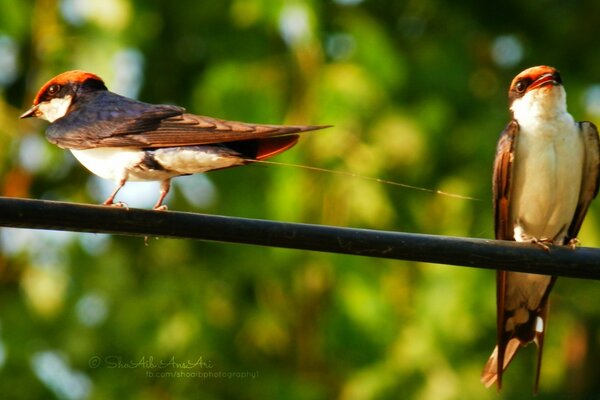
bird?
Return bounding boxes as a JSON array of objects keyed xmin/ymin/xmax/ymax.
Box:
[
  {"xmin": 481, "ymin": 65, "xmax": 600, "ymax": 392},
  {"xmin": 20, "ymin": 70, "xmax": 329, "ymax": 209}
]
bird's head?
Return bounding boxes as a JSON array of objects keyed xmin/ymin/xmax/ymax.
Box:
[
  {"xmin": 20, "ymin": 70, "xmax": 107, "ymax": 122},
  {"xmin": 508, "ymin": 66, "xmax": 566, "ymax": 119}
]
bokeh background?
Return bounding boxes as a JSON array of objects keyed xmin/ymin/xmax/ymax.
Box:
[{"xmin": 1, "ymin": 0, "xmax": 600, "ymax": 399}]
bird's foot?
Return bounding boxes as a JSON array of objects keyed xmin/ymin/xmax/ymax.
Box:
[
  {"xmin": 530, "ymin": 237, "xmax": 552, "ymax": 252},
  {"xmin": 103, "ymin": 200, "xmax": 129, "ymax": 210},
  {"xmin": 153, "ymin": 204, "xmax": 168, "ymax": 211},
  {"xmin": 566, "ymin": 237, "xmax": 580, "ymax": 250}
]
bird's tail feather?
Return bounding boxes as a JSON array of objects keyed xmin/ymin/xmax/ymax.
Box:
[
  {"xmin": 532, "ymin": 302, "xmax": 550, "ymax": 394},
  {"xmin": 481, "ymin": 338, "xmax": 521, "ymax": 389}
]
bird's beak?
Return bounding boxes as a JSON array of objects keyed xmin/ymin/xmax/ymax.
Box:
[
  {"xmin": 19, "ymin": 104, "xmax": 40, "ymax": 119},
  {"xmin": 529, "ymin": 73, "xmax": 558, "ymax": 91}
]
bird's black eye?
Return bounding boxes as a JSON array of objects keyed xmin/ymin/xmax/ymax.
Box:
[
  {"xmin": 47, "ymin": 84, "xmax": 61, "ymax": 96},
  {"xmin": 554, "ymin": 72, "xmax": 562, "ymax": 85},
  {"xmin": 514, "ymin": 80, "xmax": 528, "ymax": 93}
]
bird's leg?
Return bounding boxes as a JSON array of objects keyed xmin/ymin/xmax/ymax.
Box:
[
  {"xmin": 153, "ymin": 179, "xmax": 171, "ymax": 211},
  {"xmin": 103, "ymin": 178, "xmax": 128, "ymax": 208}
]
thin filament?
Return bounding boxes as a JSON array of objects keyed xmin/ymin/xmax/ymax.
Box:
[{"xmin": 245, "ymin": 159, "xmax": 480, "ymax": 201}]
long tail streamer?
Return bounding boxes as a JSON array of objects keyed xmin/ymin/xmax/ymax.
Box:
[{"xmin": 246, "ymin": 159, "xmax": 480, "ymax": 202}]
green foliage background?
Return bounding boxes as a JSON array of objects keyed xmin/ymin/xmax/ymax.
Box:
[{"xmin": 1, "ymin": 0, "xmax": 600, "ymax": 399}]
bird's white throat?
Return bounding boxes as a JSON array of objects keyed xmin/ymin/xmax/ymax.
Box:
[
  {"xmin": 510, "ymin": 86, "xmax": 567, "ymax": 126},
  {"xmin": 38, "ymin": 95, "xmax": 73, "ymax": 122}
]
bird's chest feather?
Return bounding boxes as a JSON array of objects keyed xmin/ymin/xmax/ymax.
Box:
[
  {"xmin": 70, "ymin": 148, "xmax": 158, "ymax": 181},
  {"xmin": 510, "ymin": 117, "xmax": 584, "ymax": 242}
]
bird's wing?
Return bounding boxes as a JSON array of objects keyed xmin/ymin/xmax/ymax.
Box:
[
  {"xmin": 567, "ymin": 121, "xmax": 600, "ymax": 240},
  {"xmin": 97, "ymin": 112, "xmax": 329, "ymax": 148},
  {"xmin": 483, "ymin": 120, "xmax": 519, "ymax": 390},
  {"xmin": 492, "ymin": 120, "xmax": 518, "ymax": 241},
  {"xmin": 46, "ymin": 92, "xmax": 329, "ymax": 150}
]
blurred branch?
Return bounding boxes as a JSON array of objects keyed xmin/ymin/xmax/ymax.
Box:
[{"xmin": 0, "ymin": 196, "xmax": 599, "ymax": 280}]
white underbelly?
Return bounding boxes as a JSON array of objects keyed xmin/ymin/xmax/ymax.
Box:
[
  {"xmin": 510, "ymin": 130, "xmax": 584, "ymax": 242},
  {"xmin": 70, "ymin": 147, "xmax": 243, "ymax": 182},
  {"xmin": 151, "ymin": 147, "xmax": 243, "ymax": 175}
]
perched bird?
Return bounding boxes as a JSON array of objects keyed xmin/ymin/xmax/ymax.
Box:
[
  {"xmin": 20, "ymin": 70, "xmax": 328, "ymax": 209},
  {"xmin": 481, "ymin": 66, "xmax": 600, "ymax": 391}
]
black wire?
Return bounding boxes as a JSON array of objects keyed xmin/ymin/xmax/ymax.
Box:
[{"xmin": 0, "ymin": 196, "xmax": 599, "ymax": 280}]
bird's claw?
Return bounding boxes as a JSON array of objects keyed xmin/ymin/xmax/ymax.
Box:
[
  {"xmin": 153, "ymin": 204, "xmax": 168, "ymax": 211},
  {"xmin": 103, "ymin": 200, "xmax": 129, "ymax": 210},
  {"xmin": 567, "ymin": 237, "xmax": 580, "ymax": 250},
  {"xmin": 531, "ymin": 237, "xmax": 552, "ymax": 252}
]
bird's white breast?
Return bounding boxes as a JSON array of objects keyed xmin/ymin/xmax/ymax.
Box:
[
  {"xmin": 70, "ymin": 148, "xmax": 151, "ymax": 181},
  {"xmin": 510, "ymin": 92, "xmax": 584, "ymax": 243}
]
